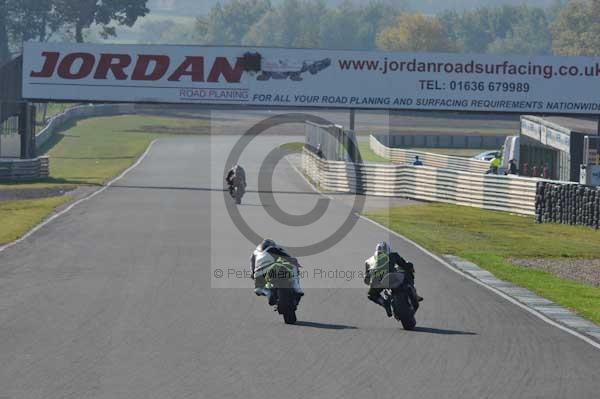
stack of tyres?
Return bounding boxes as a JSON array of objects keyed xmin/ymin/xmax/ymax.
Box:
[{"xmin": 535, "ymin": 181, "xmax": 600, "ymax": 229}]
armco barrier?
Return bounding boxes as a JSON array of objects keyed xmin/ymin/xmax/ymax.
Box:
[
  {"xmin": 369, "ymin": 135, "xmax": 490, "ymax": 174},
  {"xmin": 303, "ymin": 149, "xmax": 538, "ymax": 215},
  {"xmin": 0, "ymin": 156, "xmax": 49, "ymax": 181},
  {"xmin": 36, "ymin": 104, "xmax": 136, "ymax": 149}
]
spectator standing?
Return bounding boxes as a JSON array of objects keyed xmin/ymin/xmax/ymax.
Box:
[
  {"xmin": 542, "ymin": 163, "xmax": 550, "ymax": 179},
  {"xmin": 505, "ymin": 159, "xmax": 518, "ymax": 175},
  {"xmin": 413, "ymin": 155, "xmax": 423, "ymax": 166},
  {"xmin": 488, "ymin": 153, "xmax": 501, "ymax": 174},
  {"xmin": 316, "ymin": 144, "xmax": 324, "ymax": 159}
]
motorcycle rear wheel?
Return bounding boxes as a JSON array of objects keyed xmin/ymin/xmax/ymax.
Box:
[
  {"xmin": 392, "ymin": 291, "xmax": 416, "ymax": 330},
  {"xmin": 277, "ymin": 288, "xmax": 298, "ymax": 325}
]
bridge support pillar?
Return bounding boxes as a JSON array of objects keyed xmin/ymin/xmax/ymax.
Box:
[{"xmin": 19, "ymin": 102, "xmax": 36, "ymax": 159}]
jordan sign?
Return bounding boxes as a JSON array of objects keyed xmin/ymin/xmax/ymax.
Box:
[{"xmin": 22, "ymin": 42, "xmax": 600, "ymax": 114}]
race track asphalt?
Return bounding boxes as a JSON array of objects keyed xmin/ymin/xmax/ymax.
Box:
[{"xmin": 0, "ymin": 135, "xmax": 599, "ymax": 399}]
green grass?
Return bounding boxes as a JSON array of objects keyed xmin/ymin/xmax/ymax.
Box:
[
  {"xmin": 45, "ymin": 115, "xmax": 163, "ymax": 185},
  {"xmin": 279, "ymin": 142, "xmax": 305, "ymax": 153},
  {"xmin": 0, "ymin": 196, "xmax": 71, "ymax": 244},
  {"xmin": 358, "ymin": 142, "xmax": 391, "ymax": 163},
  {"xmin": 365, "ymin": 203, "xmax": 600, "ymax": 325},
  {"xmin": 359, "ymin": 141, "xmax": 495, "ymax": 163},
  {"xmin": 298, "ymin": 141, "xmax": 487, "ymax": 163},
  {"xmin": 291, "ymin": 141, "xmax": 391, "ymax": 163}
]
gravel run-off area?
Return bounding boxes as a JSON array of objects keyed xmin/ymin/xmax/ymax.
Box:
[
  {"xmin": 508, "ymin": 257, "xmax": 600, "ymax": 287},
  {"xmin": 0, "ymin": 187, "xmax": 76, "ymax": 202}
]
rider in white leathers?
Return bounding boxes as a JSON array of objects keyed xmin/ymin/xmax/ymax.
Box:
[{"xmin": 251, "ymin": 239, "xmax": 304, "ymax": 304}]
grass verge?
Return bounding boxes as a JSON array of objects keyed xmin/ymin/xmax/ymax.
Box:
[
  {"xmin": 358, "ymin": 141, "xmax": 494, "ymax": 163},
  {"xmin": 358, "ymin": 142, "xmax": 391, "ymax": 163},
  {"xmin": 0, "ymin": 196, "xmax": 71, "ymax": 245},
  {"xmin": 0, "ymin": 114, "xmax": 202, "ymax": 244},
  {"xmin": 285, "ymin": 141, "xmax": 390, "ymax": 163},
  {"xmin": 45, "ymin": 115, "xmax": 162, "ymax": 185},
  {"xmin": 279, "ymin": 142, "xmax": 305, "ymax": 153},
  {"xmin": 365, "ymin": 203, "xmax": 600, "ymax": 325}
]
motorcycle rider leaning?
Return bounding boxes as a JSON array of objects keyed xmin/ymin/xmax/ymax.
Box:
[
  {"xmin": 251, "ymin": 239, "xmax": 304, "ymax": 305},
  {"xmin": 364, "ymin": 241, "xmax": 422, "ymax": 317},
  {"xmin": 225, "ymin": 164, "xmax": 246, "ymax": 197}
]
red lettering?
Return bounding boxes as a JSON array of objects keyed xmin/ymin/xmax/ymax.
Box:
[
  {"xmin": 131, "ymin": 55, "xmax": 170, "ymax": 81},
  {"xmin": 30, "ymin": 51, "xmax": 60, "ymax": 78},
  {"xmin": 94, "ymin": 53, "xmax": 131, "ymax": 80},
  {"xmin": 168, "ymin": 56, "xmax": 204, "ymax": 82},
  {"xmin": 30, "ymin": 51, "xmax": 244, "ymax": 85},
  {"xmin": 208, "ymin": 57, "xmax": 244, "ymax": 83},
  {"xmin": 57, "ymin": 52, "xmax": 95, "ymax": 79}
]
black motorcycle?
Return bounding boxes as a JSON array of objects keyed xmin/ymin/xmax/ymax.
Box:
[
  {"xmin": 267, "ymin": 286, "xmax": 300, "ymax": 324},
  {"xmin": 264, "ymin": 261, "xmax": 301, "ymax": 324},
  {"xmin": 382, "ymin": 271, "xmax": 418, "ymax": 330}
]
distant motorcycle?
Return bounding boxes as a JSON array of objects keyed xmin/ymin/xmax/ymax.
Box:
[
  {"xmin": 381, "ymin": 271, "xmax": 418, "ymax": 330},
  {"xmin": 226, "ymin": 179, "xmax": 245, "ymax": 204}
]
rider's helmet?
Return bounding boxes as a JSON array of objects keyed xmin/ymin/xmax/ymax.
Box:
[
  {"xmin": 375, "ymin": 241, "xmax": 390, "ymax": 256},
  {"xmin": 258, "ymin": 239, "xmax": 277, "ymax": 252}
]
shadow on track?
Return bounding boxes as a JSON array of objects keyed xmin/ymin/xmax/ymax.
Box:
[
  {"xmin": 295, "ymin": 321, "xmax": 358, "ymax": 330},
  {"xmin": 411, "ymin": 326, "xmax": 477, "ymax": 336},
  {"xmin": 110, "ymin": 184, "xmax": 321, "ymax": 196}
]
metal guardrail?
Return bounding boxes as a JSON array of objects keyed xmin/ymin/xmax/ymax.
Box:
[
  {"xmin": 369, "ymin": 135, "xmax": 491, "ymax": 174},
  {"xmin": 0, "ymin": 157, "xmax": 49, "ymax": 181},
  {"xmin": 303, "ymin": 149, "xmax": 539, "ymax": 215}
]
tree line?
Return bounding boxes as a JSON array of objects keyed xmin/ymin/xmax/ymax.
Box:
[
  {"xmin": 1, "ymin": 0, "xmax": 599, "ymax": 64},
  {"xmin": 0, "ymin": 0, "xmax": 149, "ymax": 61},
  {"xmin": 191, "ymin": 0, "xmax": 598, "ymax": 56}
]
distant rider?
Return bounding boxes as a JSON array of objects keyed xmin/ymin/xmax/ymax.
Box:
[
  {"xmin": 251, "ymin": 239, "xmax": 304, "ymax": 305},
  {"xmin": 225, "ymin": 164, "xmax": 246, "ymax": 198},
  {"xmin": 364, "ymin": 241, "xmax": 422, "ymax": 317}
]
